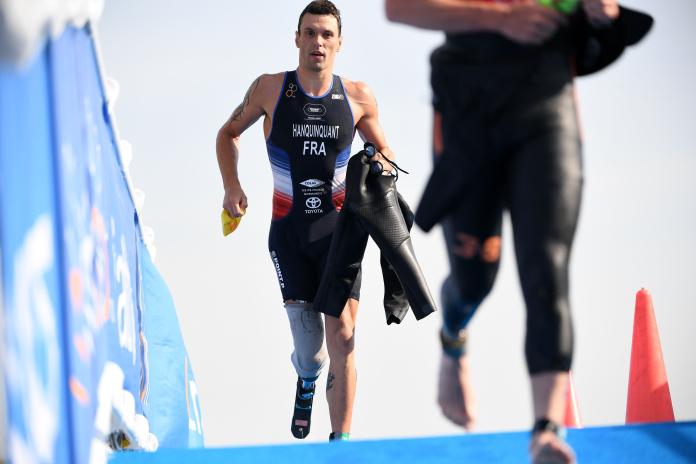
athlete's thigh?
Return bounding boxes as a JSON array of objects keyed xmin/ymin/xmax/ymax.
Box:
[
  {"xmin": 506, "ymin": 84, "xmax": 583, "ymax": 272},
  {"xmin": 268, "ymin": 220, "xmax": 317, "ymax": 302}
]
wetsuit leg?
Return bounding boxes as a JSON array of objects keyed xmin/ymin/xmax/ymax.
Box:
[
  {"xmin": 380, "ymin": 192, "xmax": 415, "ymax": 325},
  {"xmin": 440, "ymin": 176, "xmax": 504, "ymax": 339},
  {"xmin": 505, "ymin": 82, "xmax": 582, "ymax": 374},
  {"xmin": 435, "ymin": 108, "xmax": 506, "ymax": 341}
]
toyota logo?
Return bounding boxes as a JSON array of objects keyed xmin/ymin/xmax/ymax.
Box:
[{"xmin": 306, "ymin": 197, "xmax": 322, "ymax": 209}]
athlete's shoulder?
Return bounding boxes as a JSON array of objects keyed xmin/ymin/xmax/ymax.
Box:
[
  {"xmin": 241, "ymin": 72, "xmax": 285, "ymax": 111},
  {"xmin": 341, "ymin": 78, "xmax": 377, "ymax": 118},
  {"xmin": 341, "ymin": 78, "xmax": 376, "ymax": 103},
  {"xmin": 252, "ymin": 72, "xmax": 285, "ymax": 95},
  {"xmin": 258, "ymin": 72, "xmax": 286, "ymax": 84}
]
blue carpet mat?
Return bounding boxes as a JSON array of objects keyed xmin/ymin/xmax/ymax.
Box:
[{"xmin": 110, "ymin": 421, "xmax": 696, "ymax": 463}]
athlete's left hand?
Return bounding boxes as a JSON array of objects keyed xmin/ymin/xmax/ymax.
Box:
[{"xmin": 582, "ymin": 0, "xmax": 619, "ymax": 28}]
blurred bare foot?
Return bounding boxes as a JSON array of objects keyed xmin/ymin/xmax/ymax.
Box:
[
  {"xmin": 437, "ymin": 352, "xmax": 476, "ymax": 429},
  {"xmin": 530, "ymin": 430, "xmax": 576, "ymax": 464}
]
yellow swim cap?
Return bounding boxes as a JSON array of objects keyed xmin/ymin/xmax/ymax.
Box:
[{"xmin": 221, "ymin": 209, "xmax": 244, "ymax": 236}]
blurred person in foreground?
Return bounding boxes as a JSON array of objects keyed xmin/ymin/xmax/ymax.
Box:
[{"xmin": 385, "ymin": 0, "xmax": 650, "ymax": 462}]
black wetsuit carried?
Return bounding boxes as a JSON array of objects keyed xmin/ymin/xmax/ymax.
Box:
[
  {"xmin": 266, "ymin": 70, "xmax": 360, "ymax": 302},
  {"xmin": 429, "ymin": 30, "xmax": 582, "ymax": 373}
]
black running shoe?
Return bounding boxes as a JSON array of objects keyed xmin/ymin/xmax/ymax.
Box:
[{"xmin": 291, "ymin": 376, "xmax": 315, "ymax": 439}]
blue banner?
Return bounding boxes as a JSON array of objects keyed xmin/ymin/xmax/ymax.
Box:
[
  {"xmin": 138, "ymin": 236, "xmax": 204, "ymax": 448},
  {"xmin": 1, "ymin": 24, "xmax": 204, "ymax": 464},
  {"xmin": 48, "ymin": 26, "xmax": 146, "ymax": 464},
  {"xmin": 0, "ymin": 45, "xmax": 72, "ymax": 464}
]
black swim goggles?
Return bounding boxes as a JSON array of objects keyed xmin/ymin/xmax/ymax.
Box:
[{"xmin": 363, "ymin": 142, "xmax": 409, "ymax": 180}]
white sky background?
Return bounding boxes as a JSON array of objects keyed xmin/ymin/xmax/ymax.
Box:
[{"xmin": 96, "ymin": 0, "xmax": 695, "ymax": 447}]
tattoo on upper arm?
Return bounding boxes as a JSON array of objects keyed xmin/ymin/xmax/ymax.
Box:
[{"xmin": 230, "ymin": 76, "xmax": 261, "ymax": 123}]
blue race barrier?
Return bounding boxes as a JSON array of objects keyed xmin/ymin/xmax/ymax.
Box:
[{"xmin": 1, "ymin": 24, "xmax": 204, "ymax": 464}]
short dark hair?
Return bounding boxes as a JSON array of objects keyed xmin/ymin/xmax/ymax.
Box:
[{"xmin": 297, "ymin": 0, "xmax": 342, "ymax": 36}]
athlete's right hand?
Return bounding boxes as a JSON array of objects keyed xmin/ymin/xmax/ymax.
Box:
[
  {"xmin": 223, "ymin": 183, "xmax": 248, "ymax": 218},
  {"xmin": 498, "ymin": 1, "xmax": 566, "ymax": 45}
]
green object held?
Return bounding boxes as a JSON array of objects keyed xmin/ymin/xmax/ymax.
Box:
[{"xmin": 538, "ymin": 0, "xmax": 579, "ymax": 14}]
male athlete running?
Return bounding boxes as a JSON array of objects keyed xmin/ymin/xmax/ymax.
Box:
[{"xmin": 216, "ymin": 0, "xmax": 395, "ymax": 441}]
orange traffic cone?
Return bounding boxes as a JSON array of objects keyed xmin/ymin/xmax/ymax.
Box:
[
  {"xmin": 626, "ymin": 288, "xmax": 675, "ymax": 424},
  {"xmin": 564, "ymin": 371, "xmax": 582, "ymax": 428}
]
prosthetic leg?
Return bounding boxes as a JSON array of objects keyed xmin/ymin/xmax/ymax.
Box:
[{"xmin": 380, "ymin": 192, "xmax": 415, "ymax": 324}]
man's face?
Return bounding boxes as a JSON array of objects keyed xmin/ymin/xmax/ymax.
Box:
[{"xmin": 295, "ymin": 13, "xmax": 341, "ymax": 73}]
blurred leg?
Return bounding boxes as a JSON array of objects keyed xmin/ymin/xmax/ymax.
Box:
[
  {"xmin": 433, "ymin": 109, "xmax": 505, "ymax": 429},
  {"xmin": 506, "ymin": 83, "xmax": 581, "ymax": 463}
]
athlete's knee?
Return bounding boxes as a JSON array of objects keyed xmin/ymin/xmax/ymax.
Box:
[
  {"xmin": 446, "ymin": 255, "xmax": 499, "ymax": 310},
  {"xmin": 451, "ymin": 233, "xmax": 501, "ymax": 263},
  {"xmin": 448, "ymin": 233, "xmax": 500, "ymax": 298},
  {"xmin": 285, "ymin": 302, "xmax": 327, "ymax": 377},
  {"xmin": 518, "ymin": 242, "xmax": 571, "ymax": 307},
  {"xmin": 516, "ymin": 242, "xmax": 574, "ymax": 373}
]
